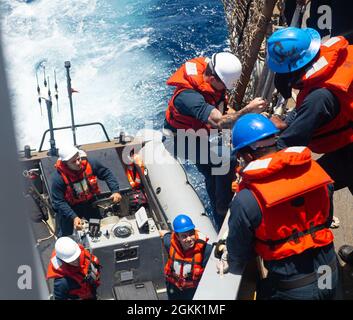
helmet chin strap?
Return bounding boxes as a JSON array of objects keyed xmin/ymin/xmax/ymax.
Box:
[
  {"xmin": 249, "ymin": 136, "xmax": 277, "ymax": 151},
  {"xmin": 274, "ymin": 73, "xmax": 294, "ymax": 99}
]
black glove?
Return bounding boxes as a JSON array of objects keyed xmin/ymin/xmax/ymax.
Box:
[{"xmin": 214, "ymin": 239, "xmax": 226, "ymax": 259}]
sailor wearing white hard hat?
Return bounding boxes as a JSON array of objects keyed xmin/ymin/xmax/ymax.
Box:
[
  {"xmin": 52, "ymin": 145, "xmax": 122, "ymax": 237},
  {"xmin": 47, "ymin": 237, "xmax": 101, "ymax": 299},
  {"xmin": 163, "ymin": 52, "xmax": 267, "ymax": 228}
]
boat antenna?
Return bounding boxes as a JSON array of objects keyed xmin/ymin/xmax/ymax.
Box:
[
  {"xmin": 43, "ymin": 65, "xmax": 47, "ymax": 87},
  {"xmin": 54, "ymin": 69, "xmax": 59, "ymax": 112},
  {"xmin": 64, "ymin": 60, "xmax": 77, "ymax": 146},
  {"xmin": 47, "ymin": 76, "xmax": 51, "ymax": 100},
  {"xmin": 35, "ymin": 71, "xmax": 42, "ymax": 116},
  {"xmin": 45, "ymin": 75, "xmax": 57, "ymax": 156},
  {"xmin": 36, "ymin": 67, "xmax": 58, "ymax": 157}
]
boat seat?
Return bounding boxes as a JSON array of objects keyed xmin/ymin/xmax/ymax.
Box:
[{"xmin": 40, "ymin": 148, "xmax": 132, "ymax": 202}]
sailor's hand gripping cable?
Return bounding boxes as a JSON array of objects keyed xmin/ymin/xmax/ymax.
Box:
[{"xmin": 214, "ymin": 230, "xmax": 229, "ymax": 276}]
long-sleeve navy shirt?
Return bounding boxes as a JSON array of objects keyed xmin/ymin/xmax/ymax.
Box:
[
  {"xmin": 51, "ymin": 158, "xmax": 120, "ymax": 221},
  {"xmin": 277, "ymin": 88, "xmax": 340, "ymax": 149},
  {"xmin": 164, "ymin": 89, "xmax": 215, "ymax": 132},
  {"xmin": 53, "ymin": 277, "xmax": 81, "ymax": 300}
]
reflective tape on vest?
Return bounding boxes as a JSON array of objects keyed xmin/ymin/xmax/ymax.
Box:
[
  {"xmin": 185, "ymin": 62, "xmax": 198, "ymax": 75},
  {"xmin": 305, "ymin": 56, "xmax": 328, "ymax": 79},
  {"xmin": 323, "ymin": 37, "xmax": 341, "ymax": 48},
  {"xmin": 284, "ymin": 146, "xmax": 306, "ymax": 153},
  {"xmin": 243, "ymin": 158, "xmax": 272, "ymax": 172}
]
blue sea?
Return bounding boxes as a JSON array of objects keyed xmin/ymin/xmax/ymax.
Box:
[
  {"xmin": 0, "ymin": 0, "xmax": 228, "ymax": 147},
  {"xmin": 0, "ymin": 0, "xmax": 229, "ymax": 220}
]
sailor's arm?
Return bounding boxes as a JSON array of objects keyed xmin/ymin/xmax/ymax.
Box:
[
  {"xmin": 90, "ymin": 158, "xmax": 122, "ymax": 203},
  {"xmin": 159, "ymin": 230, "xmax": 170, "ymax": 238},
  {"xmin": 174, "ymin": 90, "xmax": 214, "ymax": 125},
  {"xmin": 227, "ymin": 190, "xmax": 261, "ymax": 265},
  {"xmin": 277, "ymin": 88, "xmax": 339, "ymax": 149},
  {"xmin": 53, "ymin": 278, "xmax": 74, "ymax": 300},
  {"xmin": 51, "ymin": 176, "xmax": 83, "ymax": 231},
  {"xmin": 51, "ymin": 174, "xmax": 79, "ymax": 221},
  {"xmin": 213, "ymin": 97, "xmax": 267, "ymax": 129},
  {"xmin": 159, "ymin": 230, "xmax": 172, "ymax": 253},
  {"xmin": 174, "ymin": 90, "xmax": 267, "ymax": 129}
]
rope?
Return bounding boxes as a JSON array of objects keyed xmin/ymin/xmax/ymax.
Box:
[{"xmin": 36, "ymin": 219, "xmax": 57, "ymax": 245}]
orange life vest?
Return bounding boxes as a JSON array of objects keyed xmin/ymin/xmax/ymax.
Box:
[
  {"xmin": 47, "ymin": 245, "xmax": 101, "ymax": 300},
  {"xmin": 165, "ymin": 57, "xmax": 226, "ymax": 132},
  {"xmin": 240, "ymin": 146, "xmax": 334, "ymax": 261},
  {"xmin": 55, "ymin": 159, "xmax": 101, "ymax": 206},
  {"xmin": 164, "ymin": 230, "xmax": 208, "ymax": 290},
  {"xmin": 125, "ymin": 154, "xmax": 144, "ymax": 189},
  {"xmin": 294, "ymin": 36, "xmax": 353, "ymax": 153}
]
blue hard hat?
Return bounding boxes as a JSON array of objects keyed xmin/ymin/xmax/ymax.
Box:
[
  {"xmin": 173, "ymin": 214, "xmax": 195, "ymax": 233},
  {"xmin": 232, "ymin": 114, "xmax": 279, "ymax": 151},
  {"xmin": 267, "ymin": 27, "xmax": 321, "ymax": 73}
]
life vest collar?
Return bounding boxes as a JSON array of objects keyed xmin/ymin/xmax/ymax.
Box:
[
  {"xmin": 55, "ymin": 159, "xmax": 88, "ymax": 182},
  {"xmin": 167, "ymin": 57, "xmax": 221, "ymax": 97},
  {"xmin": 295, "ymin": 36, "xmax": 352, "ymax": 92},
  {"xmin": 242, "ymin": 146, "xmax": 311, "ymax": 180}
]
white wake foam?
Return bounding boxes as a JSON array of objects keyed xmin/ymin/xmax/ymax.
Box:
[{"xmin": 1, "ymin": 0, "xmax": 164, "ymax": 150}]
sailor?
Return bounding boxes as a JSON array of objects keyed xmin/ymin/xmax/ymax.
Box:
[
  {"xmin": 163, "ymin": 52, "xmax": 267, "ymax": 228},
  {"xmin": 51, "ymin": 145, "xmax": 122, "ymax": 237},
  {"xmin": 160, "ymin": 214, "xmax": 212, "ymax": 300},
  {"xmin": 222, "ymin": 114, "xmax": 338, "ymax": 300},
  {"xmin": 47, "ymin": 237, "xmax": 101, "ymax": 300},
  {"xmin": 266, "ymin": 27, "xmax": 353, "ymax": 264}
]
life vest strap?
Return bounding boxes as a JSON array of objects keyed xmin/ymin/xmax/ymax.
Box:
[
  {"xmin": 257, "ymin": 222, "xmax": 328, "ymax": 249},
  {"xmin": 271, "ymin": 258, "xmax": 337, "ymax": 290}
]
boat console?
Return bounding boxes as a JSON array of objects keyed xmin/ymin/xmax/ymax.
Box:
[{"xmin": 78, "ymin": 209, "xmax": 166, "ymax": 300}]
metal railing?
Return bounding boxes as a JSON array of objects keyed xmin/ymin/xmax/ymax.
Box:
[{"xmin": 38, "ymin": 122, "xmax": 110, "ymax": 152}]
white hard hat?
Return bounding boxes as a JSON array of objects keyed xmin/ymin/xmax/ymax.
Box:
[
  {"xmin": 55, "ymin": 237, "xmax": 81, "ymax": 263},
  {"xmin": 58, "ymin": 145, "xmax": 79, "ymax": 162},
  {"xmin": 211, "ymin": 52, "xmax": 242, "ymax": 90}
]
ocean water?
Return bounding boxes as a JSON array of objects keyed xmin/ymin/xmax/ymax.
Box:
[
  {"xmin": 0, "ymin": 0, "xmax": 229, "ymax": 222},
  {"xmin": 0, "ymin": 0, "xmax": 228, "ymax": 148}
]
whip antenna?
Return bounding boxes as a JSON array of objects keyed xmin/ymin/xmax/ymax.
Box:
[
  {"xmin": 35, "ymin": 71, "xmax": 42, "ymax": 116},
  {"xmin": 64, "ymin": 61, "xmax": 77, "ymax": 146},
  {"xmin": 43, "ymin": 65, "xmax": 47, "ymax": 87},
  {"xmin": 35, "ymin": 66, "xmax": 57, "ymax": 157},
  {"xmin": 54, "ymin": 70, "xmax": 59, "ymax": 112}
]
